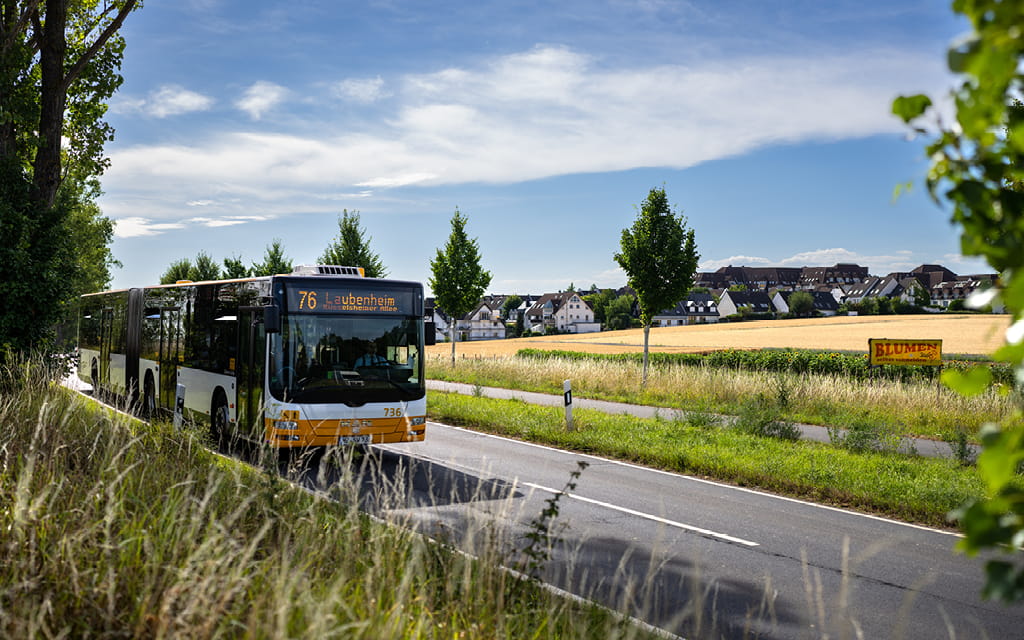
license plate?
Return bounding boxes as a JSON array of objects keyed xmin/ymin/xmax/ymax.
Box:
[{"xmin": 338, "ymin": 434, "xmax": 372, "ymax": 445}]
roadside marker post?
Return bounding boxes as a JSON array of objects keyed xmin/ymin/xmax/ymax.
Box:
[{"xmin": 564, "ymin": 379, "xmax": 574, "ymax": 431}]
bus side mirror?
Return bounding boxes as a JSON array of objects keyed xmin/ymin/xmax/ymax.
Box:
[
  {"xmin": 424, "ymin": 321, "xmax": 436, "ymax": 346},
  {"xmin": 264, "ymin": 306, "xmax": 281, "ymax": 333}
]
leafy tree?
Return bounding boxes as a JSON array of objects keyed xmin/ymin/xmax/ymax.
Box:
[
  {"xmin": 913, "ymin": 282, "xmax": 932, "ymax": 308},
  {"xmin": 0, "ymin": 1, "xmax": 139, "ymax": 358},
  {"xmin": 605, "ymin": 294, "xmax": 635, "ymax": 330},
  {"xmin": 501, "ymin": 294, "xmax": 523, "ymax": 321},
  {"xmin": 894, "ymin": 0, "xmax": 1024, "ymax": 602},
  {"xmin": 64, "ymin": 176, "xmax": 120, "ymax": 296},
  {"xmin": 319, "ymin": 209, "xmax": 388, "ymax": 278},
  {"xmin": 223, "ymin": 254, "xmax": 251, "ymax": 279},
  {"xmin": 429, "ymin": 208, "xmax": 491, "ymax": 364},
  {"xmin": 787, "ymin": 291, "xmax": 815, "ymax": 317},
  {"xmin": 876, "ymin": 296, "xmax": 895, "ymax": 316},
  {"xmin": 728, "ymin": 284, "xmax": 748, "ymax": 292},
  {"xmin": 252, "ymin": 239, "xmax": 293, "ymax": 277},
  {"xmin": 160, "ymin": 258, "xmax": 192, "ymax": 285},
  {"xmin": 583, "ymin": 289, "xmax": 616, "ymax": 325},
  {"xmin": 188, "ymin": 252, "xmax": 221, "ymax": 282},
  {"xmin": 0, "ymin": 158, "xmax": 76, "ymax": 355},
  {"xmin": 614, "ymin": 187, "xmax": 699, "ymax": 384},
  {"xmin": 0, "ymin": 0, "xmax": 140, "ymax": 208}
]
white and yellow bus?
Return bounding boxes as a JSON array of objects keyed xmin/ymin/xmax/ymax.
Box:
[{"xmin": 78, "ymin": 265, "xmax": 433, "ymax": 449}]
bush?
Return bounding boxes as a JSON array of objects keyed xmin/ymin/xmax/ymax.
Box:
[
  {"xmin": 731, "ymin": 394, "xmax": 801, "ymax": 441},
  {"xmin": 827, "ymin": 420, "xmax": 905, "ymax": 454}
]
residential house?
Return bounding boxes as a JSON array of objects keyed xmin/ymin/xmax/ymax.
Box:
[
  {"xmin": 525, "ymin": 291, "xmax": 600, "ymax": 334},
  {"xmin": 425, "ymin": 298, "xmax": 450, "ymax": 343},
  {"xmin": 771, "ymin": 290, "xmax": 840, "ymax": 316},
  {"xmin": 799, "ymin": 263, "xmax": 870, "ymax": 288},
  {"xmin": 694, "ymin": 266, "xmax": 800, "ymax": 291},
  {"xmin": 911, "ymin": 264, "xmax": 959, "ymax": 290},
  {"xmin": 717, "ymin": 290, "xmax": 774, "ymax": 318},
  {"xmin": 931, "ymin": 274, "xmax": 1000, "ymax": 309},
  {"xmin": 652, "ymin": 292, "xmax": 720, "ymax": 326},
  {"xmin": 456, "ymin": 301, "xmax": 506, "ymax": 341},
  {"xmin": 843, "ymin": 277, "xmax": 883, "ymax": 305}
]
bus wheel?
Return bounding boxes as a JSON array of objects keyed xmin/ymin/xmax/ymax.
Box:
[
  {"xmin": 210, "ymin": 392, "xmax": 230, "ymax": 452},
  {"xmin": 142, "ymin": 375, "xmax": 156, "ymax": 419}
]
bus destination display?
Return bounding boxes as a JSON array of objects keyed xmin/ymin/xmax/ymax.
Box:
[{"xmin": 286, "ymin": 284, "xmax": 413, "ymax": 314}]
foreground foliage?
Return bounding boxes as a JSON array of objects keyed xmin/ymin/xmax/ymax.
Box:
[
  {"xmin": 0, "ymin": 376, "xmax": 646, "ymax": 638},
  {"xmin": 894, "ymin": 0, "xmax": 1024, "ymax": 601}
]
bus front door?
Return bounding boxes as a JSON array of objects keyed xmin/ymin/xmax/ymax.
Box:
[{"xmin": 237, "ymin": 309, "xmax": 266, "ymax": 441}]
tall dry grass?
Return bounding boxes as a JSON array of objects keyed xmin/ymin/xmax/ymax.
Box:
[
  {"xmin": 0, "ymin": 364, "xmax": 656, "ymax": 639},
  {"xmin": 426, "ymin": 354, "xmax": 1014, "ymax": 437}
]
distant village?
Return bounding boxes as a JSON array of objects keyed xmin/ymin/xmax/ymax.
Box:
[{"xmin": 427, "ymin": 263, "xmax": 1000, "ymax": 342}]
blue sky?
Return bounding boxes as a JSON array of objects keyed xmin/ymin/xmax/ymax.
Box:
[{"xmin": 100, "ymin": 0, "xmax": 988, "ymax": 294}]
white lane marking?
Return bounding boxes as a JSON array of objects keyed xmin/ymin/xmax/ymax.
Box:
[
  {"xmin": 430, "ymin": 422, "xmax": 963, "ymax": 539},
  {"xmin": 522, "ymin": 481, "xmax": 759, "ymax": 548}
]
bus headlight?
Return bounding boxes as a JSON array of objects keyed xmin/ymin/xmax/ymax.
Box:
[
  {"xmin": 409, "ymin": 416, "xmax": 426, "ymax": 426},
  {"xmin": 274, "ymin": 420, "xmax": 298, "ymax": 430}
]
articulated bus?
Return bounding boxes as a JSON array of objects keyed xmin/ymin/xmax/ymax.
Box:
[{"xmin": 77, "ymin": 265, "xmax": 434, "ymax": 449}]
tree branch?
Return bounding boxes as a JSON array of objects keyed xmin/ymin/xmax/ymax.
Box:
[
  {"xmin": 60, "ymin": 0, "xmax": 136, "ymax": 92},
  {"xmin": 0, "ymin": 0, "xmax": 43, "ymax": 56}
]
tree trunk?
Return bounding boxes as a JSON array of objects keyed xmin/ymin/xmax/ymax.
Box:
[
  {"xmin": 31, "ymin": 0, "xmax": 66, "ymax": 207},
  {"xmin": 450, "ymin": 323, "xmax": 456, "ymax": 365},
  {"xmin": 642, "ymin": 323, "xmax": 650, "ymax": 387}
]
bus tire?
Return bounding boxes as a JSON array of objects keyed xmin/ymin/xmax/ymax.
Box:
[{"xmin": 211, "ymin": 391, "xmax": 230, "ymax": 452}]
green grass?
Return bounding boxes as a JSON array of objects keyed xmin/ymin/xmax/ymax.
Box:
[
  {"xmin": 427, "ymin": 391, "xmax": 989, "ymax": 527},
  {"xmin": 0, "ymin": 369, "xmax": 656, "ymax": 639},
  {"xmin": 427, "ymin": 353, "xmax": 1015, "ymax": 440}
]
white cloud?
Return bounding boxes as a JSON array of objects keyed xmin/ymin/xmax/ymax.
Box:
[
  {"xmin": 103, "ymin": 44, "xmax": 952, "ymax": 221},
  {"xmin": 114, "ymin": 217, "xmax": 186, "ymax": 238},
  {"xmin": 236, "ymin": 81, "xmax": 288, "ymax": 120},
  {"xmin": 147, "ymin": 85, "xmax": 214, "ymax": 118},
  {"xmin": 700, "ymin": 255, "xmax": 772, "ymax": 270},
  {"xmin": 187, "ymin": 215, "xmax": 268, "ymax": 227},
  {"xmin": 333, "ymin": 76, "xmax": 388, "ymax": 103}
]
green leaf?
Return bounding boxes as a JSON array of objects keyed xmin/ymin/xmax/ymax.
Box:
[
  {"xmin": 982, "ymin": 561, "xmax": 1024, "ymax": 602},
  {"xmin": 976, "ymin": 424, "xmax": 1024, "ymax": 491},
  {"xmin": 892, "ymin": 94, "xmax": 933, "ymax": 123},
  {"xmin": 941, "ymin": 366, "xmax": 993, "ymax": 395}
]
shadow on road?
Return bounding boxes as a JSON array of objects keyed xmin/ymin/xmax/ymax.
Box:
[{"xmin": 283, "ymin": 446, "xmax": 523, "ymax": 513}]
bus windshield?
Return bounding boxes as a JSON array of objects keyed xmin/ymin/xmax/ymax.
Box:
[{"xmin": 268, "ymin": 313, "xmax": 424, "ymax": 404}]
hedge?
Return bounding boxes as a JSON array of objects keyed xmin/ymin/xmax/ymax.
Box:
[{"xmin": 516, "ymin": 348, "xmax": 1016, "ymax": 387}]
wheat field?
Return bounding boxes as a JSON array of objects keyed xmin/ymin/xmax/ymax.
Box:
[{"xmin": 427, "ymin": 313, "xmax": 1012, "ymax": 358}]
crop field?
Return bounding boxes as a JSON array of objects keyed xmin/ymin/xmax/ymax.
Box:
[{"xmin": 426, "ymin": 313, "xmax": 1012, "ymax": 358}]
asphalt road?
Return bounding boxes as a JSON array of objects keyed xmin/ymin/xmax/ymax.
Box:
[{"xmin": 324, "ymin": 422, "xmax": 1024, "ymax": 640}]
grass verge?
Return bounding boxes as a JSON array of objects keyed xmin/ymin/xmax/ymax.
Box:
[
  {"xmin": 0, "ymin": 373, "xmax": 656, "ymax": 639},
  {"xmin": 427, "ymin": 391, "xmax": 989, "ymax": 527}
]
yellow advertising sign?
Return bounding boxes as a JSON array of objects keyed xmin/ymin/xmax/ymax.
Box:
[{"xmin": 868, "ymin": 338, "xmax": 942, "ymax": 366}]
